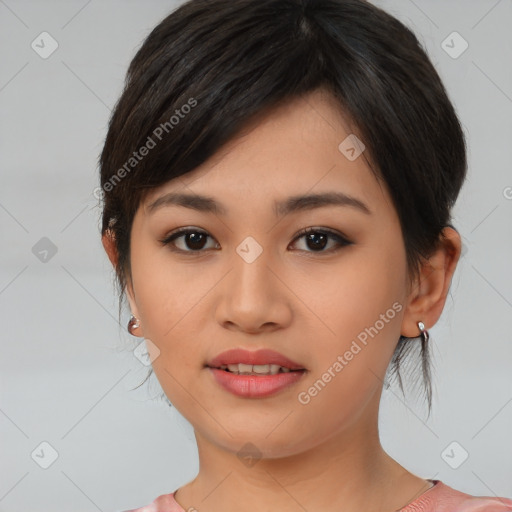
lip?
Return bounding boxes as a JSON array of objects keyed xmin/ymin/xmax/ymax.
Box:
[
  {"xmin": 207, "ymin": 367, "xmax": 306, "ymax": 398},
  {"xmin": 206, "ymin": 348, "xmax": 305, "ymax": 370}
]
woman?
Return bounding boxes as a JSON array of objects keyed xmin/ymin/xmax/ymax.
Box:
[{"xmin": 99, "ymin": 0, "xmax": 512, "ymax": 510}]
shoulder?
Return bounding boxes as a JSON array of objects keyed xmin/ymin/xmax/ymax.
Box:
[
  {"xmin": 121, "ymin": 491, "xmax": 183, "ymax": 512},
  {"xmin": 401, "ymin": 480, "xmax": 512, "ymax": 512},
  {"xmin": 123, "ymin": 484, "xmax": 512, "ymax": 512}
]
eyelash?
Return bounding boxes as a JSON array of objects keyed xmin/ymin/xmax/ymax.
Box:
[{"xmin": 158, "ymin": 226, "xmax": 353, "ymax": 255}]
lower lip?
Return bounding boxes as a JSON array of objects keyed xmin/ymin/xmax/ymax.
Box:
[{"xmin": 207, "ymin": 367, "xmax": 306, "ymax": 398}]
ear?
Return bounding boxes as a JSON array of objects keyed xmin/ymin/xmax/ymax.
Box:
[
  {"xmin": 401, "ymin": 226, "xmax": 461, "ymax": 337},
  {"xmin": 102, "ymin": 229, "xmax": 144, "ymax": 336},
  {"xmin": 102, "ymin": 228, "xmax": 118, "ymax": 268}
]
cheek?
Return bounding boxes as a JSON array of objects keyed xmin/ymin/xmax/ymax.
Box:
[
  {"xmin": 301, "ymin": 240, "xmax": 407, "ymax": 397},
  {"xmin": 133, "ymin": 258, "xmax": 207, "ymax": 409},
  {"xmin": 290, "ymin": 255, "xmax": 407, "ymax": 438},
  {"xmin": 303, "ymin": 246, "xmax": 406, "ymax": 343},
  {"xmin": 128, "ymin": 239, "xmax": 206, "ymax": 371},
  {"xmin": 130, "ymin": 235, "xmax": 190, "ymax": 331}
]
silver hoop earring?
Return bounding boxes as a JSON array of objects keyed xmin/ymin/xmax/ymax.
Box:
[
  {"xmin": 127, "ymin": 315, "xmax": 140, "ymax": 336},
  {"xmin": 417, "ymin": 321, "xmax": 429, "ymax": 343}
]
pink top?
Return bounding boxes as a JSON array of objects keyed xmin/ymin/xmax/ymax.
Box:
[{"xmin": 124, "ymin": 480, "xmax": 512, "ymax": 512}]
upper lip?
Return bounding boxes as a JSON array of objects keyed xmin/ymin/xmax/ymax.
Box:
[{"xmin": 206, "ymin": 348, "xmax": 305, "ymax": 370}]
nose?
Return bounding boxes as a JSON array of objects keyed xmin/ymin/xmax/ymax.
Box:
[{"xmin": 214, "ymin": 242, "xmax": 293, "ymax": 334}]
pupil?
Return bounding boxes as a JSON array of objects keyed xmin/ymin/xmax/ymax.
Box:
[
  {"xmin": 307, "ymin": 232, "xmax": 327, "ymax": 250},
  {"xmin": 187, "ymin": 233, "xmax": 205, "ymax": 250}
]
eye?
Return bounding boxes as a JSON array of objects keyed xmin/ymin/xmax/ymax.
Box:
[
  {"xmin": 159, "ymin": 228, "xmax": 219, "ymax": 253},
  {"xmin": 290, "ymin": 227, "xmax": 353, "ymax": 253}
]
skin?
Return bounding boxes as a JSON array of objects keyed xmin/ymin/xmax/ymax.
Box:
[{"xmin": 103, "ymin": 87, "xmax": 461, "ymax": 512}]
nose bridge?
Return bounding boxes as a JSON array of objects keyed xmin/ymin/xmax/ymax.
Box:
[
  {"xmin": 214, "ymin": 232, "xmax": 292, "ymax": 331},
  {"xmin": 231, "ymin": 233, "xmax": 274, "ymax": 296},
  {"xmin": 235, "ymin": 234, "xmax": 266, "ymax": 266}
]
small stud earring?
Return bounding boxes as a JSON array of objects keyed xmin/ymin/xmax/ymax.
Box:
[
  {"xmin": 417, "ymin": 321, "xmax": 429, "ymax": 343},
  {"xmin": 127, "ymin": 315, "xmax": 140, "ymax": 336}
]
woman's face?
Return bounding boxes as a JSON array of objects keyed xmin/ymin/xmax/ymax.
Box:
[{"xmin": 124, "ymin": 88, "xmax": 413, "ymax": 457}]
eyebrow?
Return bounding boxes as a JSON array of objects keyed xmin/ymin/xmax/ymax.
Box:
[{"xmin": 146, "ymin": 191, "xmax": 372, "ymax": 217}]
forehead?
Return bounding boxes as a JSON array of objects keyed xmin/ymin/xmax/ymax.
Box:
[{"xmin": 142, "ymin": 88, "xmax": 388, "ymax": 218}]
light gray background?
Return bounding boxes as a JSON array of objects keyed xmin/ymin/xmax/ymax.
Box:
[{"xmin": 1, "ymin": 1, "xmax": 511, "ymax": 511}]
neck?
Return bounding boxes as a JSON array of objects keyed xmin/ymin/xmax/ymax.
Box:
[{"xmin": 174, "ymin": 402, "xmax": 429, "ymax": 512}]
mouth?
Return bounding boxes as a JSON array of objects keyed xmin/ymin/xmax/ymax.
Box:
[{"xmin": 204, "ymin": 348, "xmax": 307, "ymax": 398}]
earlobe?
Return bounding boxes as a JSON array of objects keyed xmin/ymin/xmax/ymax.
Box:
[
  {"xmin": 401, "ymin": 227, "xmax": 462, "ymax": 338},
  {"xmin": 124, "ymin": 270, "xmax": 144, "ymax": 337}
]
